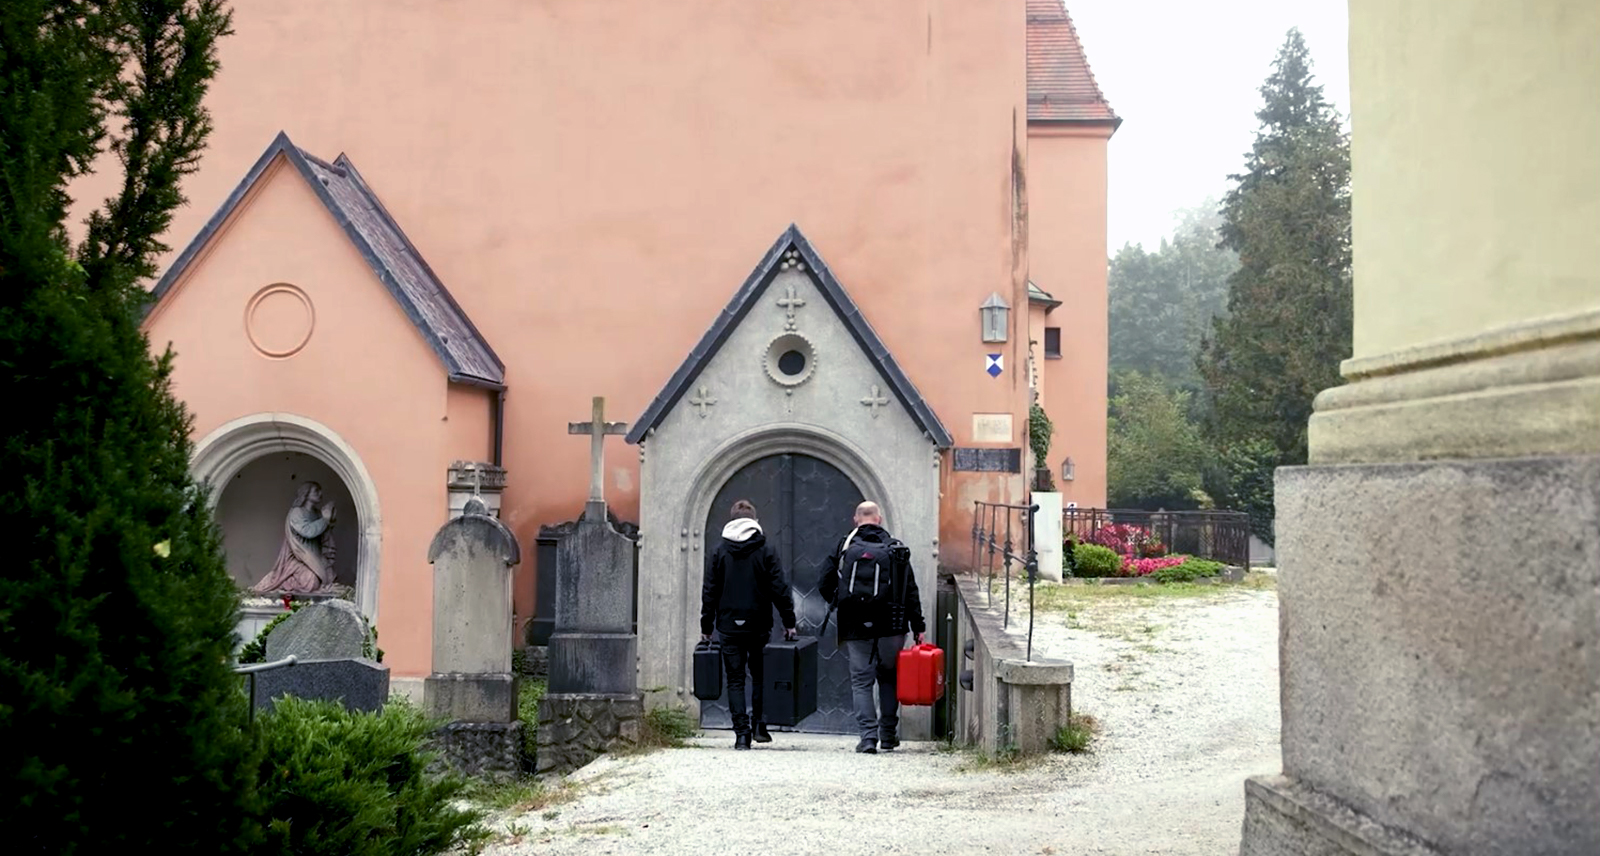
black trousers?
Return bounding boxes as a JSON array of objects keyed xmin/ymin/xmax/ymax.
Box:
[{"xmin": 720, "ymin": 631, "xmax": 766, "ymax": 733}]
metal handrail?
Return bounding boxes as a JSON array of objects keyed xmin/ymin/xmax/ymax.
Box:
[
  {"xmin": 234, "ymin": 655, "xmax": 298, "ymax": 724},
  {"xmin": 971, "ymin": 501, "xmax": 1041, "ymax": 660}
]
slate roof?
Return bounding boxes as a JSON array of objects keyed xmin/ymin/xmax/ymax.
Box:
[
  {"xmin": 147, "ymin": 132, "xmax": 505, "ymax": 387},
  {"xmin": 1026, "ymin": 0, "xmax": 1119, "ymax": 126},
  {"xmin": 626, "ymin": 225, "xmax": 953, "ymax": 448}
]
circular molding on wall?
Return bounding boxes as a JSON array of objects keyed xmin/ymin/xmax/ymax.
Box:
[
  {"xmin": 245, "ymin": 283, "xmax": 315, "ymax": 359},
  {"xmin": 764, "ymin": 332, "xmax": 817, "ymax": 387}
]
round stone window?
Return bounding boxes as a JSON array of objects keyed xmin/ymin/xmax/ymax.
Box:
[{"xmin": 764, "ymin": 333, "xmax": 816, "ymax": 387}]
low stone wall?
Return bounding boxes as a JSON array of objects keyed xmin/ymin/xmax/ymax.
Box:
[
  {"xmin": 428, "ymin": 721, "xmax": 525, "ymax": 779},
  {"xmin": 951, "ymin": 574, "xmax": 1074, "ymax": 756},
  {"xmin": 536, "ymin": 692, "xmax": 644, "ymax": 775}
]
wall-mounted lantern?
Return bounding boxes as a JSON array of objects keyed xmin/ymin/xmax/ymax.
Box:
[
  {"xmin": 980, "ymin": 292, "xmax": 1010, "ymax": 343},
  {"xmin": 1061, "ymin": 456, "xmax": 1076, "ymax": 482}
]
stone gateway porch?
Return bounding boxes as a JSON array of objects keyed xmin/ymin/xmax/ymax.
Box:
[{"xmin": 628, "ymin": 226, "xmax": 951, "ymax": 738}]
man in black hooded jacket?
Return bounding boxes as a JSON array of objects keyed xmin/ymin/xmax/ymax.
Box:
[
  {"xmin": 701, "ymin": 499, "xmax": 798, "ymax": 750},
  {"xmin": 820, "ymin": 500, "xmax": 925, "ymax": 754}
]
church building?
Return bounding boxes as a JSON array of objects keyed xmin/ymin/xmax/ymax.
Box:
[{"xmin": 127, "ymin": 0, "xmax": 1117, "ymax": 714}]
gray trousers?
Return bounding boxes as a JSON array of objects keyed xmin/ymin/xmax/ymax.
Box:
[{"xmin": 844, "ymin": 635, "xmax": 904, "ymax": 742}]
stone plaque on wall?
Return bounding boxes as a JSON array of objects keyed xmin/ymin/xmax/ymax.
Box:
[
  {"xmin": 952, "ymin": 447, "xmax": 1022, "ymax": 473},
  {"xmin": 971, "ymin": 413, "xmax": 1014, "ymax": 443}
]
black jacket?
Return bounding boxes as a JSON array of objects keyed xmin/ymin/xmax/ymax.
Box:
[
  {"xmin": 701, "ymin": 520, "xmax": 797, "ymax": 638},
  {"xmin": 819, "ymin": 524, "xmax": 925, "ymax": 641}
]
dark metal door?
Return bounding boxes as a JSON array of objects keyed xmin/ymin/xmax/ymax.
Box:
[{"xmin": 701, "ymin": 453, "xmax": 863, "ymax": 733}]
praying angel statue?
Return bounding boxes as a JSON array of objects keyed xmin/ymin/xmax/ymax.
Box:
[{"xmin": 251, "ymin": 481, "xmax": 338, "ymax": 594}]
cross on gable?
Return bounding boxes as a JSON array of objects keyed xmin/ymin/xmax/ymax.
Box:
[
  {"xmin": 688, "ymin": 385, "xmax": 717, "ymax": 417},
  {"xmin": 860, "ymin": 384, "xmax": 891, "ymax": 417},
  {"xmin": 776, "ymin": 284, "xmax": 806, "ymax": 331},
  {"xmin": 568, "ymin": 396, "xmax": 629, "ymax": 506}
]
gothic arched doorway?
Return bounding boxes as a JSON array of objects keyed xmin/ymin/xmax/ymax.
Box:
[{"xmin": 701, "ymin": 452, "xmax": 864, "ymax": 733}]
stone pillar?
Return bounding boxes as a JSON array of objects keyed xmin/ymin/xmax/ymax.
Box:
[
  {"xmin": 536, "ymin": 505, "xmax": 643, "ymax": 774},
  {"xmin": 1031, "ymin": 492, "xmax": 1063, "ymax": 582},
  {"xmin": 1238, "ymin": 3, "xmax": 1600, "ymax": 854},
  {"xmin": 422, "ymin": 497, "xmax": 523, "ymax": 777},
  {"xmin": 447, "ymin": 461, "xmax": 506, "ymax": 519}
]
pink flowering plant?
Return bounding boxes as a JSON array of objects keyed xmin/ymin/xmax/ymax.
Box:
[
  {"xmin": 1120, "ymin": 555, "xmax": 1187, "ymax": 577},
  {"xmin": 1085, "ymin": 523, "xmax": 1167, "ymax": 561}
]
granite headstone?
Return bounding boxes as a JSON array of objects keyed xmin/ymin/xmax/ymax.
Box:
[{"xmin": 264, "ymin": 599, "xmax": 369, "ymax": 662}]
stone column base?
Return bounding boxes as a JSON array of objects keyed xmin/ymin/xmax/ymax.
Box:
[
  {"xmin": 536, "ymin": 692, "xmax": 644, "ymax": 775},
  {"xmin": 427, "ymin": 720, "xmax": 524, "ymax": 780},
  {"xmin": 1242, "ymin": 775, "xmax": 1445, "ymax": 856}
]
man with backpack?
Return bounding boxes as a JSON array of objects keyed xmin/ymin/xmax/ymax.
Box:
[
  {"xmin": 701, "ymin": 499, "xmax": 798, "ymax": 750},
  {"xmin": 820, "ymin": 501, "xmax": 926, "ymax": 754}
]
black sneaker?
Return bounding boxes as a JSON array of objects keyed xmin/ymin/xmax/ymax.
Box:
[
  {"xmin": 734, "ymin": 733, "xmax": 751, "ymax": 751},
  {"xmin": 880, "ymin": 736, "xmax": 900, "ymax": 752},
  {"xmin": 855, "ymin": 737, "xmax": 877, "ymax": 754},
  {"xmin": 753, "ymin": 723, "xmax": 773, "ymax": 743}
]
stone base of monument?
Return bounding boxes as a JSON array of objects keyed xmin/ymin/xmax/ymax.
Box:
[
  {"xmin": 1240, "ymin": 776, "xmax": 1444, "ymax": 856},
  {"xmin": 1239, "ymin": 456, "xmax": 1600, "ymax": 855},
  {"xmin": 535, "ymin": 692, "xmax": 644, "ymax": 775},
  {"xmin": 252, "ymin": 658, "xmax": 389, "ymax": 714},
  {"xmin": 423, "ymin": 672, "xmax": 518, "ymax": 722},
  {"xmin": 427, "ymin": 721, "xmax": 525, "ymax": 780}
]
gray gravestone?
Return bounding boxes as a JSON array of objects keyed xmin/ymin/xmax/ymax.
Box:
[
  {"xmin": 423, "ymin": 496, "xmax": 521, "ymax": 723},
  {"xmin": 253, "ymin": 659, "xmax": 389, "ymax": 714},
  {"xmin": 264, "ymin": 599, "xmax": 369, "ymax": 662},
  {"xmin": 538, "ymin": 397, "xmax": 645, "ymax": 774}
]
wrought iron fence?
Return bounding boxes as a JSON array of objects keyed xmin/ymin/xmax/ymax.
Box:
[
  {"xmin": 235, "ymin": 655, "xmax": 298, "ymax": 725},
  {"xmin": 970, "ymin": 500, "xmax": 1040, "ymax": 660},
  {"xmin": 1063, "ymin": 508, "xmax": 1251, "ymax": 570}
]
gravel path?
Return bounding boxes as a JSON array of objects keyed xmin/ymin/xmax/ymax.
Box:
[{"xmin": 482, "ymin": 582, "xmax": 1280, "ymax": 856}]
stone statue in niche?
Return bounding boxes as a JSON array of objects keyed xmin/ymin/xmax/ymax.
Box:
[{"xmin": 252, "ymin": 481, "xmax": 340, "ymax": 595}]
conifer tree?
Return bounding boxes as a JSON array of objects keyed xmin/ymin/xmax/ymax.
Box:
[
  {"xmin": 1198, "ymin": 28, "xmax": 1352, "ymax": 542},
  {"xmin": 0, "ymin": 3, "xmax": 258, "ymax": 852}
]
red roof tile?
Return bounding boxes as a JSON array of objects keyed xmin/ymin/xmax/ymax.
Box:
[{"xmin": 1027, "ymin": 0, "xmax": 1117, "ymax": 125}]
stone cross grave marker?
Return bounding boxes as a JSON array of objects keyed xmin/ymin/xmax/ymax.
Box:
[{"xmin": 567, "ymin": 396, "xmax": 628, "ymax": 517}]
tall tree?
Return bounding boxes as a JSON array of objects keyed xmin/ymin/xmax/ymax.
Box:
[
  {"xmin": 0, "ymin": 3, "xmax": 257, "ymax": 853},
  {"xmin": 1108, "ymin": 196, "xmax": 1238, "ymax": 389},
  {"xmin": 1107, "ymin": 370, "xmax": 1210, "ymax": 510},
  {"xmin": 1197, "ymin": 28, "xmax": 1352, "ymax": 541}
]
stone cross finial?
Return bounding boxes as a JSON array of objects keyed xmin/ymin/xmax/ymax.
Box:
[
  {"xmin": 776, "ymin": 284, "xmax": 806, "ymax": 331},
  {"xmin": 568, "ymin": 396, "xmax": 629, "ymax": 507},
  {"xmin": 860, "ymin": 384, "xmax": 891, "ymax": 417}
]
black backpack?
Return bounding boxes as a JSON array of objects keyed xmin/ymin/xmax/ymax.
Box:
[{"xmin": 820, "ymin": 528, "xmax": 907, "ymax": 637}]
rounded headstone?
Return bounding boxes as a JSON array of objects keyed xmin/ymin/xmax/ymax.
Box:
[{"xmin": 265, "ymin": 599, "xmax": 369, "ymax": 662}]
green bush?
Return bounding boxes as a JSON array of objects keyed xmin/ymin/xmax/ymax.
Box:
[
  {"xmin": 1154, "ymin": 558, "xmax": 1226, "ymax": 584},
  {"xmin": 641, "ymin": 706, "xmax": 697, "ymax": 748},
  {"xmin": 256, "ymin": 698, "xmax": 487, "ymax": 856},
  {"xmin": 1072, "ymin": 543, "xmax": 1123, "ymax": 578},
  {"xmin": 1049, "ymin": 713, "xmax": 1100, "ymax": 754}
]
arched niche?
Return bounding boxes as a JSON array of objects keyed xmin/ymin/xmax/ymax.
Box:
[{"xmin": 192, "ymin": 412, "xmax": 382, "ymax": 622}]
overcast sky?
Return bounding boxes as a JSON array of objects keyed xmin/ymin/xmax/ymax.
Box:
[{"xmin": 1065, "ymin": 0, "xmax": 1350, "ymax": 252}]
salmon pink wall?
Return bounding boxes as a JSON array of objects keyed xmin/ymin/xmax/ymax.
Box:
[
  {"xmin": 80, "ymin": 0, "xmax": 1037, "ymax": 572},
  {"xmin": 144, "ymin": 158, "xmax": 487, "ymax": 677},
  {"xmin": 1027, "ymin": 124, "xmax": 1110, "ymax": 508}
]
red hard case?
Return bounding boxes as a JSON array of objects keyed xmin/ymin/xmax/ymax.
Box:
[{"xmin": 896, "ymin": 643, "xmax": 946, "ymax": 706}]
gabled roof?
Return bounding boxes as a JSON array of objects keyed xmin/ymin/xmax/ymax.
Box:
[
  {"xmin": 626, "ymin": 225, "xmax": 953, "ymax": 448},
  {"xmin": 1026, "ymin": 0, "xmax": 1119, "ymax": 127},
  {"xmin": 147, "ymin": 131, "xmax": 505, "ymax": 387}
]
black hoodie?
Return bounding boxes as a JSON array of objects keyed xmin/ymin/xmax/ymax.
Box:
[
  {"xmin": 819, "ymin": 523, "xmax": 926, "ymax": 641},
  {"xmin": 701, "ymin": 518, "xmax": 797, "ymax": 637}
]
